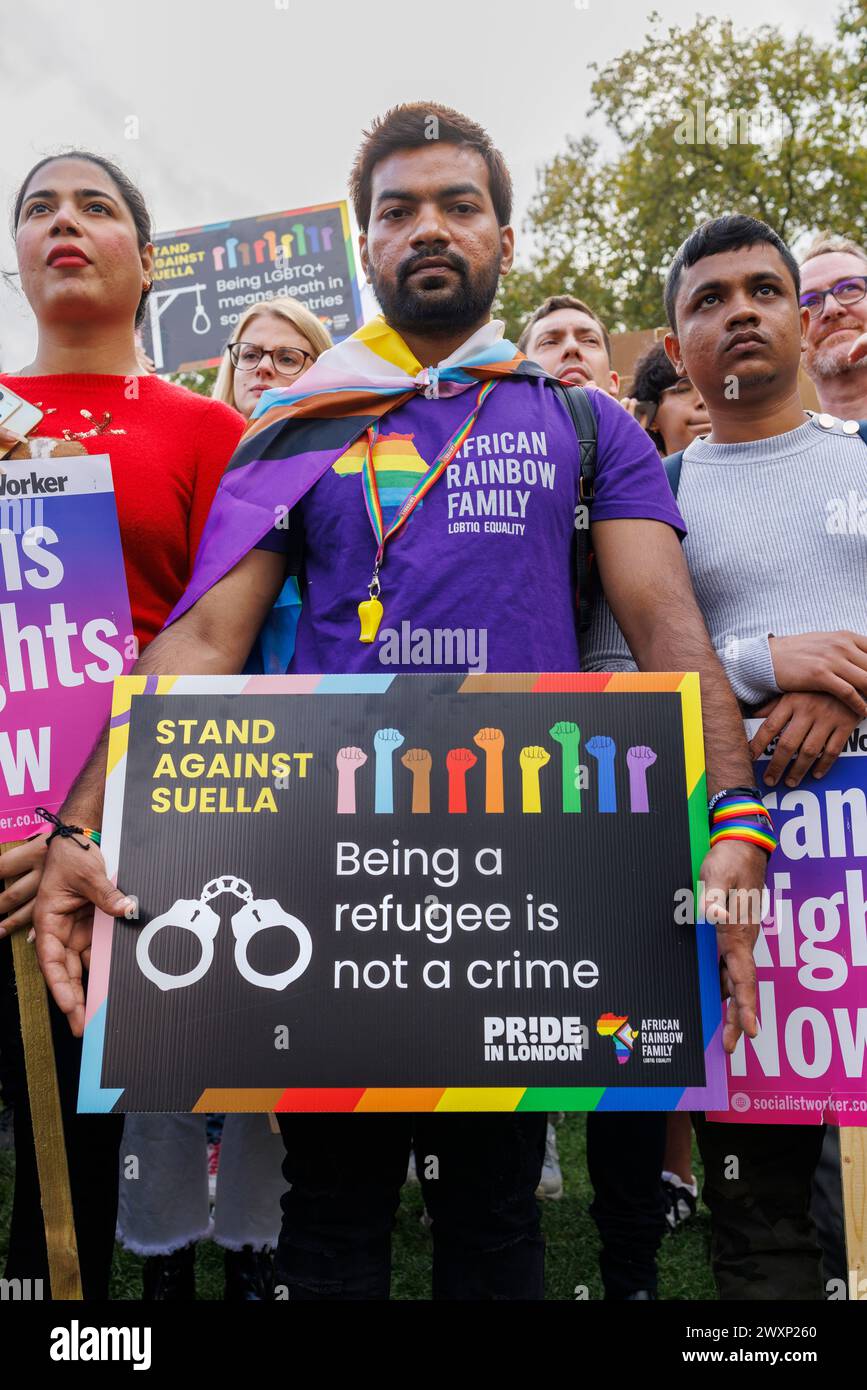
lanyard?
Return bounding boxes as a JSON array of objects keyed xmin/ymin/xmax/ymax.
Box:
[{"xmin": 357, "ymin": 378, "xmax": 498, "ymax": 642}]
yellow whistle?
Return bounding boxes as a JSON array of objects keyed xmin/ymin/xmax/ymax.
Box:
[{"xmin": 358, "ymin": 596, "xmax": 384, "ymax": 643}]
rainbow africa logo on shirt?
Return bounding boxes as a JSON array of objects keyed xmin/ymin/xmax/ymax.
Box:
[
  {"xmin": 597, "ymin": 1013, "xmax": 640, "ymax": 1064},
  {"xmin": 332, "ymin": 431, "xmax": 428, "ymax": 528}
]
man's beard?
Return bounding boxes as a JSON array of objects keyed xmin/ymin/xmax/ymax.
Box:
[
  {"xmin": 805, "ymin": 334, "xmax": 867, "ymax": 380},
  {"xmin": 367, "ymin": 247, "xmax": 501, "ymax": 336}
]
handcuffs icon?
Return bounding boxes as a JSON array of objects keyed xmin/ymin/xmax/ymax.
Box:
[{"xmin": 135, "ymin": 875, "xmax": 312, "ymax": 993}]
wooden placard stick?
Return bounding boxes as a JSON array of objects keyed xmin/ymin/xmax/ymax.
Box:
[
  {"xmin": 841, "ymin": 1126, "xmax": 867, "ymax": 1300},
  {"xmin": 1, "ymin": 840, "xmax": 83, "ymax": 1300}
]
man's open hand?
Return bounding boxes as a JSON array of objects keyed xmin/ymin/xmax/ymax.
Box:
[
  {"xmin": 34, "ymin": 837, "xmax": 136, "ymax": 1036},
  {"xmin": 750, "ymin": 691, "xmax": 862, "ymax": 786},
  {"xmin": 698, "ymin": 839, "xmax": 767, "ymax": 1054}
]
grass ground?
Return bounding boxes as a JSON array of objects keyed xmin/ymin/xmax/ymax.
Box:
[{"xmin": 0, "ymin": 1113, "xmax": 717, "ymax": 1300}]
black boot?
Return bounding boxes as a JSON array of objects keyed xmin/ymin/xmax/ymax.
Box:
[
  {"xmin": 223, "ymin": 1245, "xmax": 275, "ymax": 1301},
  {"xmin": 142, "ymin": 1242, "xmax": 197, "ymax": 1300}
]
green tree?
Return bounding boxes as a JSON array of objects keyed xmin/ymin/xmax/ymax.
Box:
[{"xmin": 498, "ymin": 5, "xmax": 867, "ymax": 339}]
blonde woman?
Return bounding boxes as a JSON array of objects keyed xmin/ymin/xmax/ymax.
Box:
[
  {"xmin": 116, "ymin": 297, "xmax": 332, "ymax": 1301},
  {"xmin": 213, "ymin": 296, "xmax": 333, "ymax": 416}
]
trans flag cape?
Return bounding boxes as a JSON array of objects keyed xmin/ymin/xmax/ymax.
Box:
[{"xmin": 166, "ymin": 315, "xmax": 538, "ymax": 671}]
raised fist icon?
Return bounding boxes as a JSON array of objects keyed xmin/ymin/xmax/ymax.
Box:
[
  {"xmin": 373, "ymin": 727, "xmax": 405, "ymax": 813},
  {"xmin": 585, "ymin": 735, "xmax": 616, "ymax": 759},
  {"xmin": 402, "ymin": 748, "xmax": 433, "ymax": 813},
  {"xmin": 473, "ymin": 727, "xmax": 505, "ymax": 751},
  {"xmin": 586, "ymin": 734, "xmax": 617, "ymax": 813},
  {"xmin": 336, "ymin": 745, "xmax": 368, "ymax": 769},
  {"xmin": 627, "ymin": 744, "xmax": 657, "ymax": 814},
  {"xmin": 519, "ymin": 745, "xmax": 550, "ymax": 813},
  {"xmin": 473, "ymin": 727, "xmax": 505, "ymax": 812},
  {"xmin": 627, "ymin": 745, "xmax": 657, "ymax": 769},
  {"xmin": 549, "ymin": 720, "xmax": 582, "ymax": 813},
  {"xmin": 374, "ymin": 727, "xmax": 405, "ymax": 753},
  {"xmin": 336, "ymin": 745, "xmax": 368, "ymax": 814},
  {"xmin": 447, "ymin": 747, "xmax": 479, "ymax": 771},
  {"xmin": 401, "ymin": 748, "xmax": 432, "ymax": 771},
  {"xmin": 446, "ymin": 747, "xmax": 477, "ymax": 814}
]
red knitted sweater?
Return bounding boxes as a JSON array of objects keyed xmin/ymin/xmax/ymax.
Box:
[{"xmin": 0, "ymin": 373, "xmax": 244, "ymax": 647}]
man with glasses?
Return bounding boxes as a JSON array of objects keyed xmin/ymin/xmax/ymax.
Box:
[{"xmin": 800, "ymin": 234, "xmax": 867, "ymax": 419}]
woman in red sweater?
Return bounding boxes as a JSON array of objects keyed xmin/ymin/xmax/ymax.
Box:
[{"xmin": 0, "ymin": 151, "xmax": 244, "ymax": 1299}]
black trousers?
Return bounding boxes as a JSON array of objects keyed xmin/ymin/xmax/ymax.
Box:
[
  {"xmin": 275, "ymin": 1111, "xmax": 547, "ymax": 1300},
  {"xmin": 0, "ymin": 937, "xmax": 123, "ymax": 1300},
  {"xmin": 586, "ymin": 1110, "xmax": 668, "ymax": 1297},
  {"xmin": 693, "ymin": 1113, "xmax": 826, "ymax": 1300}
]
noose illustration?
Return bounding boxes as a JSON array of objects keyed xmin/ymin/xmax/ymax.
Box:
[{"xmin": 135, "ymin": 875, "xmax": 312, "ymax": 992}]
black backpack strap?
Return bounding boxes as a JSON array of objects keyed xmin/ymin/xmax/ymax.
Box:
[
  {"xmin": 546, "ymin": 380, "xmax": 598, "ymax": 633},
  {"xmin": 548, "ymin": 380, "xmax": 597, "ymax": 502},
  {"xmin": 663, "ymin": 449, "xmax": 685, "ymax": 497}
]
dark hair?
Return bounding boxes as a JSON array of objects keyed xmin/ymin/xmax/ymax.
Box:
[
  {"xmin": 349, "ymin": 103, "xmax": 513, "ymax": 232},
  {"xmin": 631, "ymin": 341, "xmax": 679, "ymax": 405},
  {"xmin": 518, "ymin": 294, "xmax": 612, "ymax": 363},
  {"xmin": 12, "ymin": 150, "xmax": 153, "ymax": 327},
  {"xmin": 664, "ymin": 214, "xmax": 800, "ymax": 331}
]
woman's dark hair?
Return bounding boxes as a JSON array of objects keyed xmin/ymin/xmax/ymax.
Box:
[
  {"xmin": 664, "ymin": 213, "xmax": 800, "ymax": 332},
  {"xmin": 12, "ymin": 150, "xmax": 153, "ymax": 327},
  {"xmin": 631, "ymin": 341, "xmax": 679, "ymax": 405}
]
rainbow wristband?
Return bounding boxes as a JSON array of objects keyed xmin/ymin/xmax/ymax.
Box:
[
  {"xmin": 711, "ymin": 797, "xmax": 772, "ymax": 825},
  {"xmin": 81, "ymin": 827, "xmax": 101, "ymax": 847},
  {"xmin": 709, "ymin": 796, "xmax": 776, "ymax": 855}
]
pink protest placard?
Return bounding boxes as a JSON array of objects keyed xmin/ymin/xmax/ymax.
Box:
[
  {"xmin": 0, "ymin": 454, "xmax": 134, "ymax": 838},
  {"xmin": 709, "ymin": 720, "xmax": 867, "ymax": 1126}
]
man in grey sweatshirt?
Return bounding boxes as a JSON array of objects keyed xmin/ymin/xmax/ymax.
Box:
[{"xmin": 585, "ymin": 213, "xmax": 867, "ymax": 1300}]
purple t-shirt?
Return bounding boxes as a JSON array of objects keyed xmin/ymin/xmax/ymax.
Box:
[{"xmin": 262, "ymin": 376, "xmax": 684, "ymax": 674}]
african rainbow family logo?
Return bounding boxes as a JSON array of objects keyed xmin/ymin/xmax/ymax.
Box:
[{"xmin": 596, "ymin": 1013, "xmax": 640, "ymax": 1064}]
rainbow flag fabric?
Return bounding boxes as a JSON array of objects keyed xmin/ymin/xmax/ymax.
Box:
[{"xmin": 166, "ymin": 315, "xmax": 540, "ymax": 667}]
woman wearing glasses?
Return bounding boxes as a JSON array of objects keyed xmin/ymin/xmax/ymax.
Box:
[
  {"xmin": 621, "ymin": 341, "xmax": 710, "ymax": 456},
  {"xmin": 213, "ymin": 296, "xmax": 332, "ymax": 415},
  {"xmin": 116, "ymin": 298, "xmax": 333, "ymax": 1301}
]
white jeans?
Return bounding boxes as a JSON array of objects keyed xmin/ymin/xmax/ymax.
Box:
[{"xmin": 117, "ymin": 1113, "xmax": 285, "ymax": 1255}]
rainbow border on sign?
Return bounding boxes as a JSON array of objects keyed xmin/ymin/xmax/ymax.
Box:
[{"xmin": 79, "ymin": 672, "xmax": 725, "ymax": 1114}]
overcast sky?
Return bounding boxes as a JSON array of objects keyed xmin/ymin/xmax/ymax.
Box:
[{"xmin": 0, "ymin": 0, "xmax": 840, "ymax": 368}]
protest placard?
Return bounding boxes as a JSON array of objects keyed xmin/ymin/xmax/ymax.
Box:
[
  {"xmin": 80, "ymin": 672, "xmax": 726, "ymax": 1113},
  {"xmin": 708, "ymin": 720, "xmax": 867, "ymax": 1127},
  {"xmin": 0, "ymin": 454, "xmax": 134, "ymax": 838},
  {"xmin": 141, "ymin": 201, "xmax": 364, "ymax": 373}
]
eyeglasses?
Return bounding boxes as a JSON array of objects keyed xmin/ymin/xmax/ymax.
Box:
[
  {"xmin": 660, "ymin": 378, "xmax": 696, "ymax": 398},
  {"xmin": 799, "ymin": 277, "xmax": 867, "ymax": 319},
  {"xmin": 226, "ymin": 341, "xmax": 313, "ymax": 376}
]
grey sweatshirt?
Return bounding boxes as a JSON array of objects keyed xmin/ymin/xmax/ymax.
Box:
[{"xmin": 583, "ymin": 414, "xmax": 867, "ymax": 704}]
